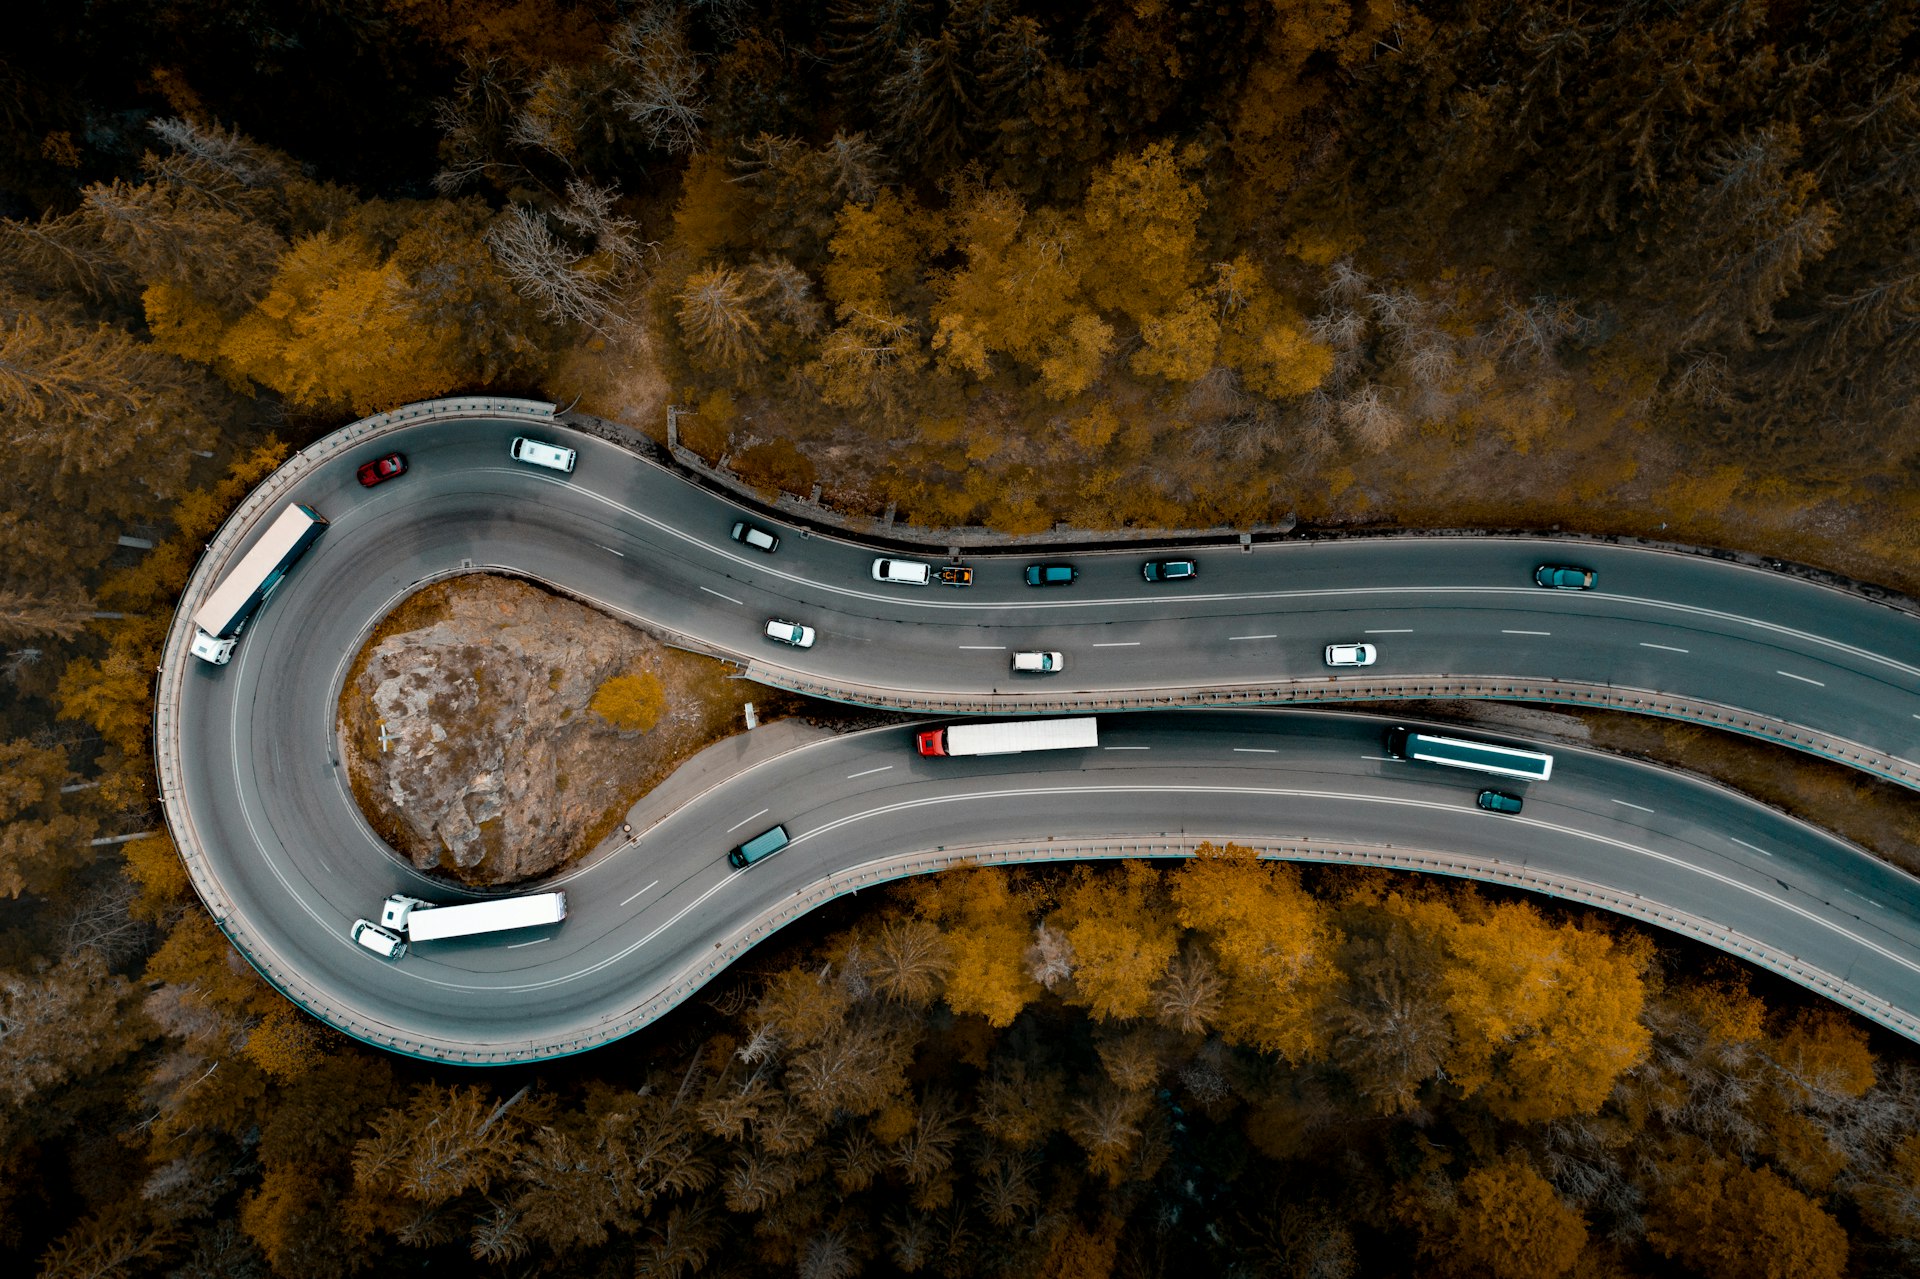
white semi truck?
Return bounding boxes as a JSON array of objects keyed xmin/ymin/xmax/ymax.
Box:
[
  {"xmin": 351, "ymin": 891, "xmax": 569, "ymax": 959},
  {"xmin": 190, "ymin": 503, "xmax": 329, "ymax": 664},
  {"xmin": 915, "ymin": 716, "xmax": 1099, "ymax": 758},
  {"xmin": 381, "ymin": 892, "xmax": 568, "ymax": 942}
]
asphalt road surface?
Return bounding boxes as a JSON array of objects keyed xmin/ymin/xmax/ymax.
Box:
[{"xmin": 165, "ymin": 416, "xmax": 1920, "ymax": 1059}]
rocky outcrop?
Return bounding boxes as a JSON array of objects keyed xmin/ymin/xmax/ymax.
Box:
[{"xmin": 342, "ymin": 576, "xmax": 661, "ymax": 883}]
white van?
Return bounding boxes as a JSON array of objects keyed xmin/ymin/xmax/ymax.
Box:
[
  {"xmin": 351, "ymin": 919, "xmax": 407, "ymax": 960},
  {"xmin": 511, "ymin": 437, "xmax": 576, "ymax": 472},
  {"xmin": 871, "ymin": 557, "xmax": 932, "ymax": 586}
]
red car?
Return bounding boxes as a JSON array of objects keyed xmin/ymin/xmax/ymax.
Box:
[{"xmin": 357, "ymin": 453, "xmax": 408, "ymax": 487}]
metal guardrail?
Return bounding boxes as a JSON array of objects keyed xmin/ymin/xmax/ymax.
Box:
[
  {"xmin": 153, "ymin": 398, "xmax": 561, "ymax": 1062},
  {"xmin": 330, "ymin": 835, "xmax": 1920, "ymax": 1064},
  {"xmin": 151, "ymin": 398, "xmax": 1920, "ymax": 1062},
  {"xmin": 746, "ymin": 668, "xmax": 1920, "ymax": 793},
  {"xmin": 560, "ymin": 414, "xmax": 1920, "ymax": 624}
]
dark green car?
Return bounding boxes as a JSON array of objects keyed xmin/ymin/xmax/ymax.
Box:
[
  {"xmin": 1024, "ymin": 563, "xmax": 1078, "ymax": 587},
  {"xmin": 1476, "ymin": 789, "xmax": 1524, "ymax": 815},
  {"xmin": 1533, "ymin": 564, "xmax": 1596, "ymax": 590}
]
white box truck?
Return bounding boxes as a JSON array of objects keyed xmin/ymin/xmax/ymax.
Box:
[
  {"xmin": 380, "ymin": 892, "xmax": 568, "ymax": 942},
  {"xmin": 916, "ymin": 716, "xmax": 1098, "ymax": 758}
]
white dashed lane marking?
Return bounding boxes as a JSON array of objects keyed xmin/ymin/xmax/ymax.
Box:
[{"xmin": 725, "ymin": 808, "xmax": 770, "ymax": 834}]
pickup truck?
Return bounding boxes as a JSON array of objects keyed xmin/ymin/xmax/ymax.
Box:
[{"xmin": 935, "ymin": 565, "xmax": 973, "ymax": 587}]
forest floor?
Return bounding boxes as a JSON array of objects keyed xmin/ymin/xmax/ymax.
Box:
[
  {"xmin": 554, "ymin": 322, "xmax": 672, "ymax": 435},
  {"xmin": 337, "ymin": 574, "xmax": 812, "ymax": 885}
]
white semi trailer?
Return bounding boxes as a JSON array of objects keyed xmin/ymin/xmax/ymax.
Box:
[
  {"xmin": 380, "ymin": 892, "xmax": 568, "ymax": 942},
  {"xmin": 190, "ymin": 503, "xmax": 329, "ymax": 664},
  {"xmin": 915, "ymin": 716, "xmax": 1098, "ymax": 758}
]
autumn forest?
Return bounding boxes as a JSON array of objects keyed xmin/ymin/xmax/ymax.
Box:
[{"xmin": 4, "ymin": 0, "xmax": 1920, "ymax": 1276}]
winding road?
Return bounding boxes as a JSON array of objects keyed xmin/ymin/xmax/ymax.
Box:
[{"xmin": 156, "ymin": 400, "xmax": 1920, "ymax": 1061}]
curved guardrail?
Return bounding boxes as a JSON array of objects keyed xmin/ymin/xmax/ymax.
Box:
[
  {"xmin": 153, "ymin": 397, "xmax": 561, "ymax": 1054},
  {"xmin": 317, "ymin": 834, "xmax": 1920, "ymax": 1064}
]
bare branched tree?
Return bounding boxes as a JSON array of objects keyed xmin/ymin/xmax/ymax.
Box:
[
  {"xmin": 1338, "ymin": 384, "xmax": 1409, "ymax": 450},
  {"xmin": 610, "ymin": 3, "xmax": 707, "ymax": 155},
  {"xmin": 468, "ymin": 1201, "xmax": 530, "ymax": 1264},
  {"xmin": 885, "ymin": 1210, "xmax": 936, "ymax": 1271},
  {"xmin": 508, "ymin": 67, "xmax": 585, "ymax": 166},
  {"xmin": 1667, "ymin": 352, "xmax": 1735, "ymax": 411},
  {"xmin": 676, "ymin": 265, "xmax": 764, "ymax": 366},
  {"xmin": 487, "ymin": 205, "xmax": 623, "ymax": 330},
  {"xmin": 146, "ymin": 116, "xmax": 294, "ymax": 195},
  {"xmin": 61, "ymin": 877, "xmax": 153, "ymax": 967},
  {"xmin": 745, "ymin": 255, "xmax": 826, "ymax": 337},
  {"xmin": 976, "ymin": 1152, "xmax": 1039, "ymax": 1227},
  {"xmin": 433, "ymin": 54, "xmax": 525, "ymax": 195},
  {"xmin": 633, "ymin": 1201, "xmax": 723, "ymax": 1279},
  {"xmin": 1320, "ymin": 259, "xmax": 1372, "ymax": 308},
  {"xmin": 833, "ymin": 1128, "xmax": 888, "ymax": 1193},
  {"xmin": 867, "ymin": 918, "xmax": 951, "ymax": 1005},
  {"xmin": 1024, "ymin": 921, "xmax": 1075, "ymax": 989},
  {"xmin": 552, "ymin": 179, "xmax": 656, "ymax": 270},
  {"xmin": 1492, "ymin": 295, "xmax": 1589, "ymax": 364},
  {"xmin": 1154, "ymin": 942, "xmax": 1223, "ymax": 1034},
  {"xmin": 799, "ymin": 1228, "xmax": 860, "ymax": 1279},
  {"xmin": 891, "ymin": 1089, "xmax": 961, "ymax": 1185}
]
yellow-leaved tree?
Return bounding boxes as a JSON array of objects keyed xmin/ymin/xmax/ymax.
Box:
[
  {"xmin": 216, "ymin": 230, "xmax": 465, "ymax": 413},
  {"xmin": 1646, "ymin": 1158, "xmax": 1848, "ymax": 1279},
  {"xmin": 930, "ymin": 189, "xmax": 1112, "ymax": 399},
  {"xmin": 1168, "ymin": 843, "xmax": 1340, "ymax": 1061},
  {"xmin": 821, "ymin": 188, "xmax": 938, "ymax": 317},
  {"xmin": 1399, "ymin": 892, "xmax": 1652, "ymax": 1122},
  {"xmin": 589, "ymin": 671, "xmax": 666, "ymax": 733},
  {"xmin": 1444, "ymin": 1159, "xmax": 1589, "ymax": 1279},
  {"xmin": 909, "ymin": 865, "xmax": 1039, "ymax": 1027},
  {"xmin": 1053, "ymin": 861, "xmax": 1179, "ymax": 1021},
  {"xmin": 1079, "ymin": 141, "xmax": 1216, "ymax": 384}
]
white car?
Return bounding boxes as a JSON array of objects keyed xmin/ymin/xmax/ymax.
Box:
[
  {"xmin": 510, "ymin": 436, "xmax": 576, "ymax": 472},
  {"xmin": 1324, "ymin": 643, "xmax": 1377, "ymax": 668},
  {"xmin": 351, "ymin": 919, "xmax": 407, "ymax": 960},
  {"xmin": 1012, "ymin": 651, "xmax": 1064, "ymax": 673},
  {"xmin": 871, "ymin": 557, "xmax": 932, "ymax": 585},
  {"xmin": 731, "ymin": 521, "xmax": 779, "ymax": 552},
  {"xmin": 764, "ymin": 618, "xmax": 816, "ymax": 649}
]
